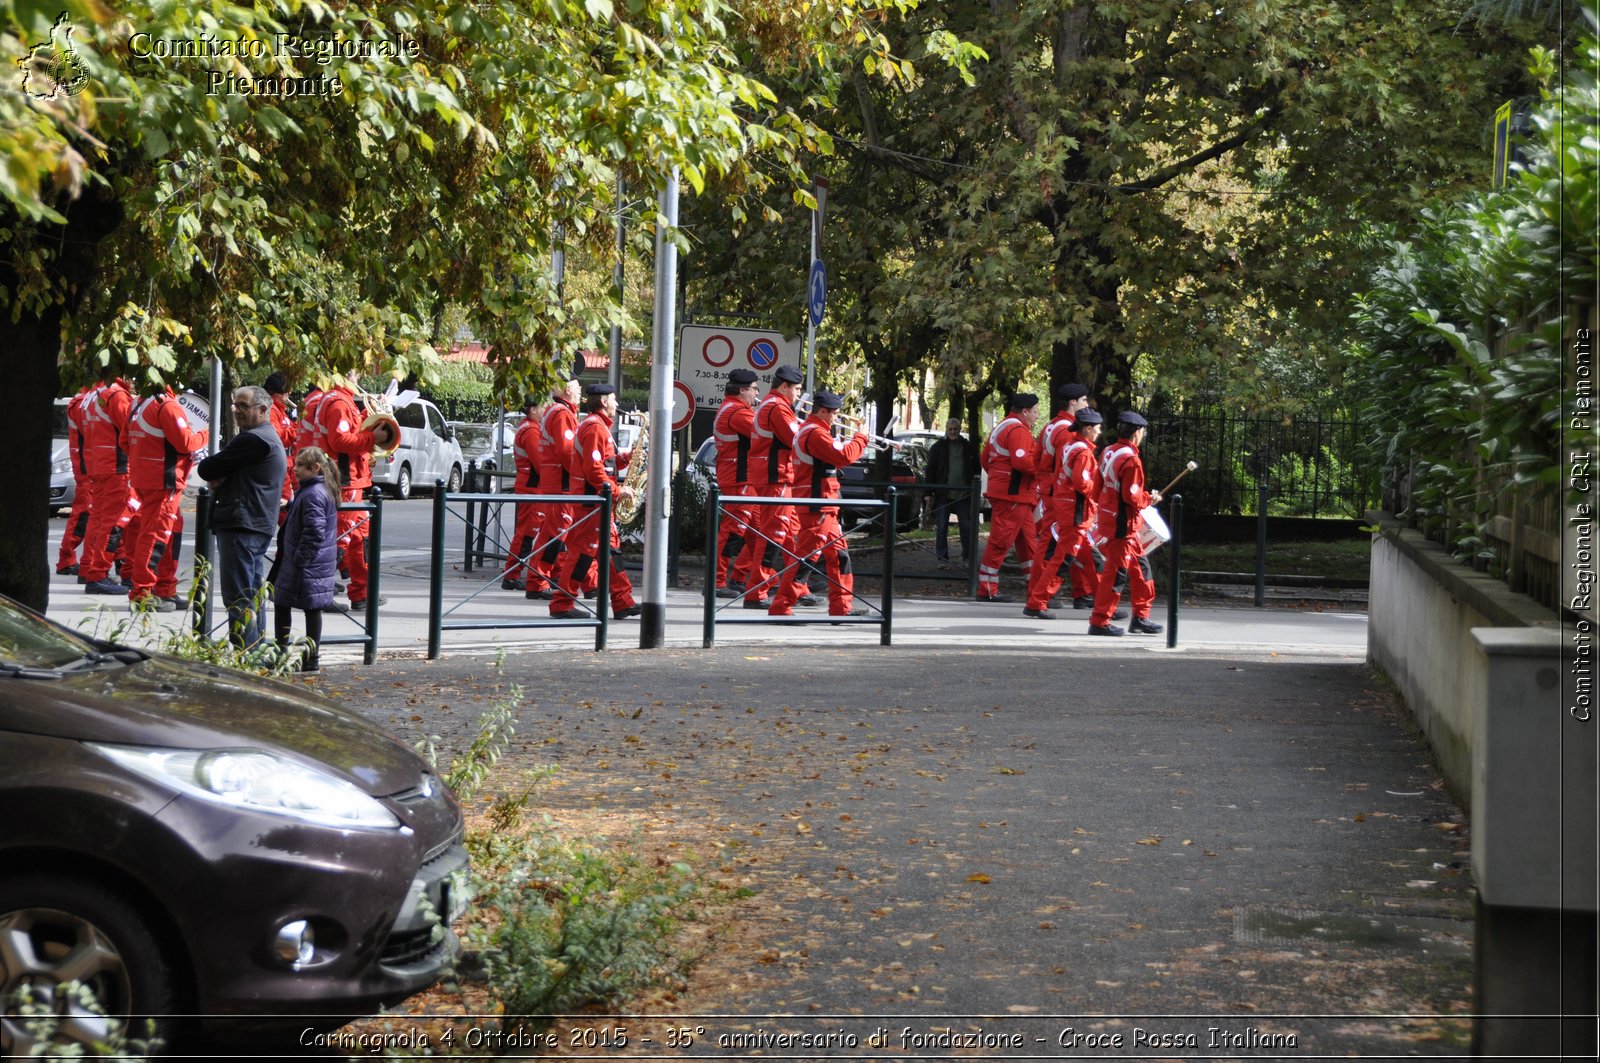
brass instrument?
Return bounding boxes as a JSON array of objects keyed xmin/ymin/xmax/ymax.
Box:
[
  {"xmin": 358, "ymin": 379, "xmax": 411, "ymax": 457},
  {"xmin": 614, "ymin": 416, "xmax": 649, "ymax": 524},
  {"xmin": 833, "ymin": 409, "xmax": 904, "ymax": 453}
]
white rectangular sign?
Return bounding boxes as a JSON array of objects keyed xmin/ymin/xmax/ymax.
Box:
[{"xmin": 677, "ymin": 325, "xmax": 802, "ymax": 409}]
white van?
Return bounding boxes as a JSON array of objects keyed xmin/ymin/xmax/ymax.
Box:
[{"xmin": 370, "ymin": 398, "xmax": 465, "ymax": 499}]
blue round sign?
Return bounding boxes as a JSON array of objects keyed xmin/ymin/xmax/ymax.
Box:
[
  {"xmin": 808, "ymin": 260, "xmax": 827, "ymax": 327},
  {"xmin": 747, "ymin": 338, "xmax": 779, "ymax": 370}
]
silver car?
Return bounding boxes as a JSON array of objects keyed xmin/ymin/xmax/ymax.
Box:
[
  {"xmin": 370, "ymin": 398, "xmax": 465, "ymax": 500},
  {"xmin": 50, "ymin": 398, "xmax": 75, "ymax": 517}
]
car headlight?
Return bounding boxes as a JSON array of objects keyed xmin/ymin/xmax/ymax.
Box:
[
  {"xmin": 89, "ymin": 744, "xmax": 402, "ymax": 829},
  {"xmin": 52, "ymin": 456, "xmax": 71, "ymax": 475}
]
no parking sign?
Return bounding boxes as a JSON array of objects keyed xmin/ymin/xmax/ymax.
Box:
[{"xmin": 677, "ymin": 325, "xmax": 801, "ymax": 409}]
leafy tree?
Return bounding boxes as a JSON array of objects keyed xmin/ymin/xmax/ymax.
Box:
[
  {"xmin": 2, "ymin": 0, "xmax": 947, "ymax": 608},
  {"xmin": 684, "ymin": 0, "xmax": 1548, "ymax": 424}
]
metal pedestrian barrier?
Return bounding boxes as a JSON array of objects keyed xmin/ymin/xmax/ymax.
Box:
[
  {"xmin": 701, "ymin": 484, "xmax": 895, "ymax": 648},
  {"xmin": 319, "ymin": 492, "xmax": 383, "ymax": 665},
  {"xmin": 427, "ymin": 480, "xmax": 613, "ymax": 657}
]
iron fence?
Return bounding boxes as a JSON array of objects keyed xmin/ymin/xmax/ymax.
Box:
[{"xmin": 1140, "ymin": 410, "xmax": 1376, "ymax": 520}]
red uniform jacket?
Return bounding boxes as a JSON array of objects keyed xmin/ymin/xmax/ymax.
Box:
[
  {"xmin": 298, "ymin": 388, "xmax": 327, "ymax": 456},
  {"xmin": 318, "ymin": 386, "xmax": 379, "ymax": 491},
  {"xmin": 65, "ymin": 386, "xmax": 91, "ymax": 479},
  {"xmin": 1036, "ymin": 414, "xmax": 1076, "ymax": 499},
  {"xmin": 1096, "ymin": 440, "xmax": 1154, "ymax": 541},
  {"xmin": 513, "ymin": 417, "xmax": 543, "ymax": 491},
  {"xmin": 270, "ymin": 395, "xmax": 299, "ymax": 503},
  {"xmin": 539, "ymin": 396, "xmax": 580, "ymax": 495},
  {"xmin": 568, "ymin": 412, "xmax": 619, "ymax": 493},
  {"xmin": 982, "ymin": 415, "xmax": 1040, "ymax": 505},
  {"xmin": 129, "ymin": 389, "xmax": 208, "ymax": 493},
  {"xmin": 1055, "ymin": 432, "xmax": 1102, "ymax": 529},
  {"xmin": 791, "ymin": 417, "xmax": 868, "ymax": 510},
  {"xmin": 713, "ymin": 396, "xmax": 757, "ymax": 490},
  {"xmin": 750, "ymin": 391, "xmax": 800, "ymax": 489},
  {"xmin": 83, "ymin": 380, "xmax": 133, "ymax": 478}
]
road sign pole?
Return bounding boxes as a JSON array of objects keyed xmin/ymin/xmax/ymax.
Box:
[
  {"xmin": 641, "ymin": 168, "xmax": 680, "ymax": 649},
  {"xmin": 804, "ymin": 180, "xmax": 827, "ymax": 394}
]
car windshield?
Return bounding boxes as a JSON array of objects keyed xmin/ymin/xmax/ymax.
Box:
[{"xmin": 0, "ymin": 596, "xmax": 97, "ymax": 670}]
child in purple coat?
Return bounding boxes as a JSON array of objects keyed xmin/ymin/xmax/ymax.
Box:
[{"xmin": 273, "ymin": 447, "xmax": 341, "ymax": 672}]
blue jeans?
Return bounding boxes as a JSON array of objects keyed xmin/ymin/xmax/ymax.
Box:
[{"xmin": 216, "ymin": 528, "xmax": 272, "ymax": 648}]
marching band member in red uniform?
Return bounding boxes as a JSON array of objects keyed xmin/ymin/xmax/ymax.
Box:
[
  {"xmin": 1034, "ymin": 383, "xmax": 1089, "ymax": 545},
  {"xmin": 737, "ymin": 364, "xmax": 813, "ymax": 608},
  {"xmin": 501, "ymin": 394, "xmax": 550, "ymax": 594},
  {"xmin": 529, "ymin": 378, "xmax": 582, "ymax": 600},
  {"xmin": 1025, "ymin": 408, "xmax": 1102, "ymax": 617},
  {"xmin": 1089, "ymin": 411, "xmax": 1163, "ymax": 636},
  {"xmin": 55, "ymin": 384, "xmax": 93, "ymax": 575},
  {"xmin": 769, "ymin": 390, "xmax": 869, "ymax": 618},
  {"xmin": 551, "ymin": 384, "xmax": 640, "ymax": 620},
  {"xmin": 79, "ymin": 378, "xmax": 137, "ymax": 593},
  {"xmin": 977, "ymin": 392, "xmax": 1042, "ymax": 603},
  {"xmin": 318, "ymin": 375, "xmax": 392, "ymax": 611},
  {"xmin": 126, "ymin": 388, "xmax": 208, "ymax": 608},
  {"xmin": 712, "ymin": 368, "xmax": 761, "ymax": 598}
]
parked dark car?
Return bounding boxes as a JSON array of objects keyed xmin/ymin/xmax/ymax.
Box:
[{"xmin": 0, "ymin": 594, "xmax": 467, "ymax": 1052}]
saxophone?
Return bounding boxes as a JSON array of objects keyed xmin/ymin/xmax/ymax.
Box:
[{"xmin": 614, "ymin": 417, "xmax": 649, "ymax": 524}]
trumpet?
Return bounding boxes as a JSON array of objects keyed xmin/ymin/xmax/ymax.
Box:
[{"xmin": 832, "ymin": 412, "xmax": 905, "ymax": 453}]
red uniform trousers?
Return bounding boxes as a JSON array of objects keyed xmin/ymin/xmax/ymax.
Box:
[
  {"xmin": 127, "ymin": 487, "xmax": 183, "ymax": 600},
  {"xmin": 337, "ymin": 487, "xmax": 370, "ymax": 603},
  {"xmin": 531, "ymin": 498, "xmax": 571, "ymax": 589},
  {"xmin": 1091, "ymin": 533, "xmax": 1155, "ymax": 627},
  {"xmin": 769, "ymin": 508, "xmax": 854, "ymax": 615},
  {"xmin": 714, "ymin": 485, "xmax": 757, "ymax": 588},
  {"xmin": 736, "ymin": 482, "xmax": 807, "ymax": 604},
  {"xmin": 551, "ymin": 506, "xmax": 634, "ymax": 614},
  {"xmin": 978, "ymin": 498, "xmax": 1038, "ymax": 598},
  {"xmin": 502, "ymin": 490, "xmax": 550, "ymax": 591},
  {"xmin": 56, "ymin": 480, "xmax": 91, "ymax": 571},
  {"xmin": 78, "ymin": 474, "xmax": 131, "ymax": 582}
]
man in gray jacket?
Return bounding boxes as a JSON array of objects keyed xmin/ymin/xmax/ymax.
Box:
[{"xmin": 198, "ymin": 386, "xmax": 287, "ymax": 648}]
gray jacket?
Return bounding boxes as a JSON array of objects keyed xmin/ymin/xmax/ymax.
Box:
[{"xmin": 197, "ymin": 421, "xmax": 286, "ymax": 535}]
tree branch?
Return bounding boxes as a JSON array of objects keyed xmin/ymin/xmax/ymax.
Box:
[{"xmin": 1115, "ymin": 104, "xmax": 1280, "ymax": 194}]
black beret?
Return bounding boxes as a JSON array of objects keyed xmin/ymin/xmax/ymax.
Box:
[
  {"xmin": 773, "ymin": 364, "xmax": 803, "ymax": 385},
  {"xmin": 1009, "ymin": 392, "xmax": 1039, "ymax": 410},
  {"xmin": 585, "ymin": 383, "xmax": 616, "ymax": 397},
  {"xmin": 1058, "ymin": 383, "xmax": 1089, "ymax": 401},
  {"xmin": 728, "ymin": 368, "xmax": 759, "ymax": 386},
  {"xmin": 522, "ymin": 395, "xmax": 541, "ymax": 411},
  {"xmin": 263, "ymin": 371, "xmax": 288, "ymax": 394},
  {"xmin": 1073, "ymin": 409, "xmax": 1103, "ymax": 426},
  {"xmin": 813, "ymin": 390, "xmax": 844, "ymax": 410},
  {"xmin": 1118, "ymin": 411, "xmax": 1149, "ymax": 428}
]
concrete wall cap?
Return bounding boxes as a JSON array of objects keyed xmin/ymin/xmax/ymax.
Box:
[{"xmin": 1471, "ymin": 627, "xmax": 1566, "ymax": 657}]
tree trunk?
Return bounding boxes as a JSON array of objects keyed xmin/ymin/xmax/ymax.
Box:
[{"xmin": 0, "ymin": 190, "xmax": 123, "ymax": 610}]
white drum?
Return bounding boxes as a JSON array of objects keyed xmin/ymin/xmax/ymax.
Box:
[
  {"xmin": 176, "ymin": 390, "xmax": 211, "ymax": 431},
  {"xmin": 1136, "ymin": 504, "xmax": 1171, "ymax": 554}
]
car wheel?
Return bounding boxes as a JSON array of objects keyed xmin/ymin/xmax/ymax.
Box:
[
  {"xmin": 445, "ymin": 464, "xmax": 462, "ymax": 493},
  {"xmin": 0, "ymin": 874, "xmax": 179, "ymax": 1056},
  {"xmin": 393, "ymin": 464, "xmax": 413, "ymax": 501}
]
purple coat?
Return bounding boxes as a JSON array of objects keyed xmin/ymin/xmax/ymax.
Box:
[{"xmin": 275, "ymin": 477, "xmax": 338, "ymax": 610}]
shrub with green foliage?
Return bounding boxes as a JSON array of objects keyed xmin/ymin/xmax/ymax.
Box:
[{"xmin": 1350, "ymin": 15, "xmax": 1597, "ymax": 544}]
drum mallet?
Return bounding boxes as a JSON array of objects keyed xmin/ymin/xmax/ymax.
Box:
[{"xmin": 1157, "ymin": 461, "xmax": 1198, "ymax": 497}]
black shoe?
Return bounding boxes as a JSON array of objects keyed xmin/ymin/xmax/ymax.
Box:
[
  {"xmin": 1023, "ymin": 607, "xmax": 1056, "ymax": 620},
  {"xmin": 613, "ymin": 604, "xmax": 643, "ymax": 620},
  {"xmin": 1088, "ymin": 623, "xmax": 1125, "ymax": 636},
  {"xmin": 1072, "ymin": 595, "xmax": 1095, "ymax": 609},
  {"xmin": 56, "ymin": 564, "xmax": 78, "ymax": 576},
  {"xmin": 525, "ymin": 588, "xmax": 553, "ymax": 600},
  {"xmin": 796, "ymin": 594, "xmax": 820, "ymax": 607},
  {"xmin": 147, "ymin": 597, "xmax": 177, "ymax": 613},
  {"xmin": 714, "ymin": 586, "xmax": 741, "ymax": 599},
  {"xmin": 830, "ymin": 607, "xmax": 869, "ymax": 625},
  {"xmin": 583, "ymin": 590, "xmax": 597, "ymax": 600},
  {"xmin": 1129, "ymin": 616, "xmax": 1164, "ymax": 635},
  {"xmin": 1112, "ymin": 607, "xmax": 1129, "ymax": 621},
  {"xmin": 551, "ymin": 602, "xmax": 594, "ymax": 619},
  {"xmin": 501, "ymin": 578, "xmax": 521, "ymax": 591},
  {"xmin": 743, "ymin": 598, "xmax": 770, "ymax": 609},
  {"xmin": 85, "ymin": 578, "xmax": 125, "ymax": 595},
  {"xmin": 348, "ymin": 596, "xmax": 388, "ymax": 611},
  {"xmin": 977, "ymin": 592, "xmax": 1013, "ymax": 603}
]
